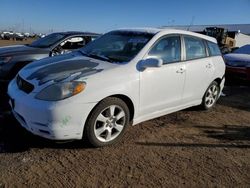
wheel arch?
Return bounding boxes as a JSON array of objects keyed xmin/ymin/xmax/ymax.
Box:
[
  {"xmin": 214, "ymin": 77, "xmax": 222, "ymax": 85},
  {"xmin": 85, "ymin": 94, "xmax": 135, "ymax": 125},
  {"xmin": 110, "ymin": 94, "xmax": 135, "ymax": 122},
  {"xmin": 213, "ymin": 77, "xmax": 225, "ymax": 92}
]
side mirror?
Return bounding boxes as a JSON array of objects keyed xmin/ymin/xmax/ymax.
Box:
[{"xmin": 140, "ymin": 58, "xmax": 163, "ymax": 69}]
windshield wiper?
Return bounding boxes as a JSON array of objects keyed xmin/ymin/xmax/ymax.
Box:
[
  {"xmin": 88, "ymin": 53, "xmax": 113, "ymax": 62},
  {"xmin": 78, "ymin": 51, "xmax": 115, "ymax": 63},
  {"xmin": 78, "ymin": 50, "xmax": 89, "ymax": 56}
]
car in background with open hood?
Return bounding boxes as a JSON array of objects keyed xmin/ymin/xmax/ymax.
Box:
[{"xmin": 0, "ymin": 31, "xmax": 100, "ymax": 91}]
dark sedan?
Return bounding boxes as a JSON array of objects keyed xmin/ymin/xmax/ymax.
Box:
[
  {"xmin": 0, "ymin": 31, "xmax": 100, "ymax": 90},
  {"xmin": 224, "ymin": 45, "xmax": 250, "ymax": 82}
]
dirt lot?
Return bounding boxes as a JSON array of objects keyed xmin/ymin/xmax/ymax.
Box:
[
  {"xmin": 0, "ymin": 40, "xmax": 250, "ymax": 187},
  {"xmin": 0, "ymin": 39, "xmax": 34, "ymax": 47}
]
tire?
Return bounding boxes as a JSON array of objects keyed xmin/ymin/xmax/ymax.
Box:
[
  {"xmin": 84, "ymin": 97, "xmax": 130, "ymax": 147},
  {"xmin": 201, "ymin": 81, "xmax": 220, "ymax": 110}
]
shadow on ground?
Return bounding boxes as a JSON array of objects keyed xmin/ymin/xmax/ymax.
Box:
[
  {"xmin": 136, "ymin": 142, "xmax": 250, "ymax": 148},
  {"xmin": 196, "ymin": 125, "xmax": 250, "ymax": 141},
  {"xmin": 219, "ymin": 81, "xmax": 250, "ymax": 112},
  {"xmin": 136, "ymin": 124, "xmax": 250, "ymax": 149}
]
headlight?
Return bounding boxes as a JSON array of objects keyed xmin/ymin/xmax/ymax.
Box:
[
  {"xmin": 35, "ymin": 81, "xmax": 86, "ymax": 101},
  {"xmin": 0, "ymin": 57, "xmax": 12, "ymax": 65}
]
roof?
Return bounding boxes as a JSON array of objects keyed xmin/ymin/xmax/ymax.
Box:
[
  {"xmin": 54, "ymin": 31, "xmax": 100, "ymax": 36},
  {"xmin": 114, "ymin": 28, "xmax": 216, "ymax": 43},
  {"xmin": 117, "ymin": 27, "xmax": 162, "ymax": 34},
  {"xmin": 161, "ymin": 24, "xmax": 250, "ymax": 35}
]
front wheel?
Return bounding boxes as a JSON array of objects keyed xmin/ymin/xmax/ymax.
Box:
[
  {"xmin": 84, "ymin": 97, "xmax": 130, "ymax": 147},
  {"xmin": 201, "ymin": 81, "xmax": 220, "ymax": 110}
]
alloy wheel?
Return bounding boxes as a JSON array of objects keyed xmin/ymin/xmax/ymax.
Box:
[
  {"xmin": 205, "ymin": 84, "xmax": 219, "ymax": 108},
  {"xmin": 94, "ymin": 105, "xmax": 126, "ymax": 142}
]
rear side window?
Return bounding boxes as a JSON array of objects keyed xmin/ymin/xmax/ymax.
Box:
[
  {"xmin": 184, "ymin": 36, "xmax": 206, "ymax": 60},
  {"xmin": 91, "ymin": 36, "xmax": 99, "ymax": 41},
  {"xmin": 207, "ymin": 41, "xmax": 221, "ymax": 56},
  {"xmin": 148, "ymin": 35, "xmax": 181, "ymax": 64}
]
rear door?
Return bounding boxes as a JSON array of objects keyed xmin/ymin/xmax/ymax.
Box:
[{"xmin": 181, "ymin": 35, "xmax": 214, "ymax": 104}]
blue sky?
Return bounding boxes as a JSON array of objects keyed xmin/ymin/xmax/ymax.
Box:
[{"xmin": 0, "ymin": 0, "xmax": 250, "ymax": 33}]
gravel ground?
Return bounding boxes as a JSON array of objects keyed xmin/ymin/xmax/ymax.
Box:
[
  {"xmin": 0, "ymin": 39, "xmax": 34, "ymax": 47},
  {"xmin": 0, "ymin": 85, "xmax": 249, "ymax": 187}
]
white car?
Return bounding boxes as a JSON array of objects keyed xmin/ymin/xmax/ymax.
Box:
[{"xmin": 8, "ymin": 28, "xmax": 225, "ymax": 147}]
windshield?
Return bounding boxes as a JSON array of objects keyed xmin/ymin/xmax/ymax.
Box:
[
  {"xmin": 29, "ymin": 33, "xmax": 66, "ymax": 48},
  {"xmin": 80, "ymin": 31, "xmax": 154, "ymax": 62}
]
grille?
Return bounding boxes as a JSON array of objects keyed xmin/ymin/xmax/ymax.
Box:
[{"xmin": 16, "ymin": 75, "xmax": 34, "ymax": 94}]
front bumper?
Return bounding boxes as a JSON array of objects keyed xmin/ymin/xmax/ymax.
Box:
[
  {"xmin": 8, "ymin": 80, "xmax": 97, "ymax": 140},
  {"xmin": 226, "ymin": 66, "xmax": 250, "ymax": 81}
]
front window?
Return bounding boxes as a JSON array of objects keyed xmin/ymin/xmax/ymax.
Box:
[
  {"xmin": 80, "ymin": 31, "xmax": 154, "ymax": 63},
  {"xmin": 29, "ymin": 33, "xmax": 66, "ymax": 48},
  {"xmin": 148, "ymin": 35, "xmax": 181, "ymax": 64}
]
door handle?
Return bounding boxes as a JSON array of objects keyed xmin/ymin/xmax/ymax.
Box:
[{"xmin": 176, "ymin": 68, "xmax": 185, "ymax": 74}]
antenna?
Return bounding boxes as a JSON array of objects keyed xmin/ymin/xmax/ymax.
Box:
[
  {"xmin": 22, "ymin": 19, "xmax": 24, "ymax": 33},
  {"xmin": 187, "ymin": 16, "xmax": 195, "ymax": 31}
]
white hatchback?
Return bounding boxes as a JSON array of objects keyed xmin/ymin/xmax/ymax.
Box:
[{"xmin": 8, "ymin": 28, "xmax": 225, "ymax": 147}]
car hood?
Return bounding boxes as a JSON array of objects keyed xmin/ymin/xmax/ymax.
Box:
[
  {"xmin": 0, "ymin": 44, "xmax": 49, "ymax": 56},
  {"xmin": 19, "ymin": 52, "xmax": 117, "ymax": 87},
  {"xmin": 224, "ymin": 53, "xmax": 250, "ymax": 62},
  {"xmin": 224, "ymin": 53, "xmax": 250, "ymax": 67}
]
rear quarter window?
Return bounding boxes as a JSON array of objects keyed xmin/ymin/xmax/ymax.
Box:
[{"xmin": 207, "ymin": 41, "xmax": 221, "ymax": 56}]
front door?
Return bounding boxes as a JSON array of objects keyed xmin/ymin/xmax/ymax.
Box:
[{"xmin": 139, "ymin": 35, "xmax": 185, "ymax": 116}]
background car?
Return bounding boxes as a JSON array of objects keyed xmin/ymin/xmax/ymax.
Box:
[
  {"xmin": 13, "ymin": 33, "xmax": 26, "ymax": 41},
  {"xmin": 1, "ymin": 31, "xmax": 14, "ymax": 40},
  {"xmin": 24, "ymin": 32, "xmax": 30, "ymax": 38},
  {"xmin": 224, "ymin": 44, "xmax": 250, "ymax": 81},
  {"xmin": 0, "ymin": 31, "xmax": 100, "ymax": 91},
  {"xmin": 8, "ymin": 28, "xmax": 225, "ymax": 147}
]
